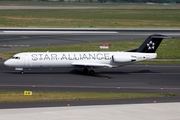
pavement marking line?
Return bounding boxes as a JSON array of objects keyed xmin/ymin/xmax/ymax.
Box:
[
  {"xmin": 0, "ymin": 84, "xmax": 180, "ymax": 90},
  {"xmin": 139, "ymin": 65, "xmax": 180, "ymax": 68},
  {"xmin": 130, "ymin": 73, "xmax": 180, "ymax": 75},
  {"xmin": 21, "ymin": 36, "xmax": 29, "ymax": 38},
  {"xmin": 0, "ymin": 36, "xmax": 39, "ymax": 41},
  {"xmin": 1, "ymin": 39, "xmax": 14, "ymax": 41},
  {"xmin": 0, "ymin": 45, "xmax": 30, "ymax": 47},
  {"xmin": 3, "ymin": 31, "xmax": 118, "ymax": 34}
]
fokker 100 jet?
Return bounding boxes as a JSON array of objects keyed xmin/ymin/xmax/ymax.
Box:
[{"xmin": 4, "ymin": 34, "xmax": 173, "ymax": 74}]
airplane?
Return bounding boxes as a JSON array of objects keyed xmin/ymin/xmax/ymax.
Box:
[{"xmin": 4, "ymin": 34, "xmax": 173, "ymax": 75}]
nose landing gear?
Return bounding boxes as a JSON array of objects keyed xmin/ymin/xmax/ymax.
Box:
[
  {"xmin": 15, "ymin": 68, "xmax": 24, "ymax": 74},
  {"xmin": 20, "ymin": 71, "xmax": 24, "ymax": 74}
]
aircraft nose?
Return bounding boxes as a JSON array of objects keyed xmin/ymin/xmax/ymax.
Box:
[{"xmin": 4, "ymin": 60, "xmax": 12, "ymax": 67}]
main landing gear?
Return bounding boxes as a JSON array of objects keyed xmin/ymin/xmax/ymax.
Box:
[{"xmin": 83, "ymin": 68, "xmax": 95, "ymax": 75}]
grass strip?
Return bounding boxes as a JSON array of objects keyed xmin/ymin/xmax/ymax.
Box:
[
  {"xmin": 0, "ymin": 9, "xmax": 180, "ymax": 28},
  {"xmin": 0, "ymin": 91, "xmax": 179, "ymax": 103}
]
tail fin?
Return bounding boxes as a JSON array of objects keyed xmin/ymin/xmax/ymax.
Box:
[{"xmin": 136, "ymin": 34, "xmax": 173, "ymax": 53}]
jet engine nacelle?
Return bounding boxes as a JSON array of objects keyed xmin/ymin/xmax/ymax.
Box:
[{"xmin": 112, "ymin": 55, "xmax": 136, "ymax": 62}]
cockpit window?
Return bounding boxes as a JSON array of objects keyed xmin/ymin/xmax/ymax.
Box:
[{"xmin": 12, "ymin": 56, "xmax": 20, "ymax": 59}]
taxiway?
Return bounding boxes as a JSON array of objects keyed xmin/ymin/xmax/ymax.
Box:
[{"xmin": 0, "ymin": 28, "xmax": 180, "ymax": 110}]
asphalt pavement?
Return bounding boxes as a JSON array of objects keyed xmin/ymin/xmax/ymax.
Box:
[{"xmin": 0, "ymin": 28, "xmax": 180, "ymax": 110}]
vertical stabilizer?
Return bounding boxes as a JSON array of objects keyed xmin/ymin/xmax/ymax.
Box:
[{"xmin": 136, "ymin": 34, "xmax": 173, "ymax": 53}]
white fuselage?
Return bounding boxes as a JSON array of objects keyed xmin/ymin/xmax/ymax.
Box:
[{"xmin": 4, "ymin": 52, "xmax": 157, "ymax": 69}]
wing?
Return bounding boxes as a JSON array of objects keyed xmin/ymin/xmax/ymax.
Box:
[{"xmin": 71, "ymin": 62, "xmax": 113, "ymax": 68}]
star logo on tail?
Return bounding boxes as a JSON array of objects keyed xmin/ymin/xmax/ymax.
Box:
[{"xmin": 147, "ymin": 41, "xmax": 155, "ymax": 50}]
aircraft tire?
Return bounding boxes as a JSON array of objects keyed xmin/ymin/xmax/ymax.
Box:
[
  {"xmin": 20, "ymin": 71, "xmax": 24, "ymax": 75},
  {"xmin": 83, "ymin": 68, "xmax": 89, "ymax": 74},
  {"xmin": 89, "ymin": 70, "xmax": 95, "ymax": 75}
]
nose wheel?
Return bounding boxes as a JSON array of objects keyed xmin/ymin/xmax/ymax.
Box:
[{"xmin": 20, "ymin": 71, "xmax": 24, "ymax": 74}]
